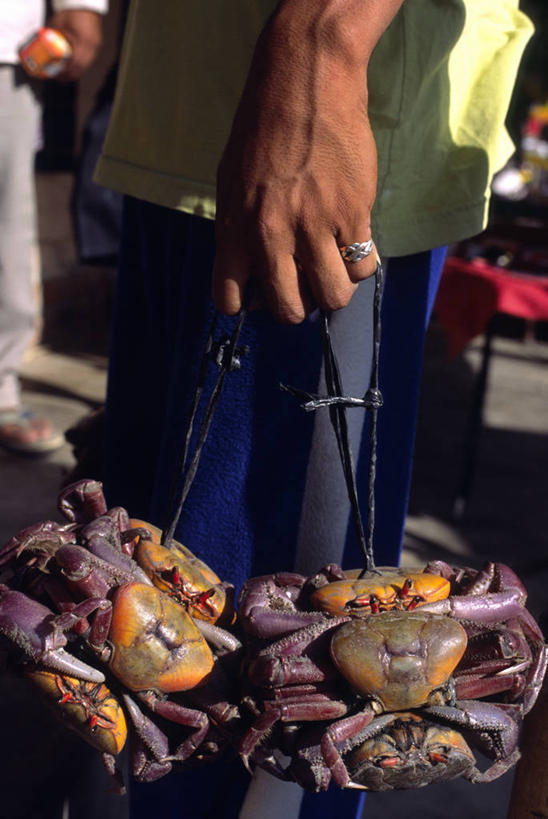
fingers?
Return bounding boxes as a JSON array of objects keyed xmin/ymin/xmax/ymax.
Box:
[
  {"xmin": 212, "ymin": 247, "xmax": 251, "ymax": 316},
  {"xmin": 214, "ymin": 204, "xmax": 311, "ymax": 322},
  {"xmin": 295, "ymin": 237, "xmax": 358, "ymax": 312},
  {"xmin": 256, "ymin": 256, "xmax": 310, "ymax": 324},
  {"xmin": 214, "ymin": 245, "xmax": 308, "ymax": 324},
  {"xmin": 213, "ymin": 192, "xmax": 377, "ymax": 322},
  {"xmin": 213, "ymin": 231, "xmax": 378, "ymax": 323}
]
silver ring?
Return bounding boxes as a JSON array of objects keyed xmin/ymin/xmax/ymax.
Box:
[{"xmin": 339, "ymin": 240, "xmax": 374, "ymax": 263}]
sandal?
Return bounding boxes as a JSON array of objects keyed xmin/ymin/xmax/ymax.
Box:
[{"xmin": 0, "ymin": 408, "xmax": 64, "ymax": 455}]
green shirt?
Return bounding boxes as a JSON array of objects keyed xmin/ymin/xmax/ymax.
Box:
[{"xmin": 95, "ymin": 0, "xmax": 533, "ymax": 257}]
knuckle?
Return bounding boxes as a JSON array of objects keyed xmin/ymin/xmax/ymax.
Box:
[
  {"xmin": 256, "ymin": 219, "xmax": 282, "ymax": 246},
  {"xmin": 255, "ymin": 205, "xmax": 286, "ymax": 246}
]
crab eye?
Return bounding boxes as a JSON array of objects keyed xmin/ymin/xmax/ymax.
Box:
[
  {"xmin": 406, "ymin": 595, "xmax": 423, "ymax": 611},
  {"xmin": 429, "ymin": 751, "xmax": 448, "ymax": 764},
  {"xmin": 369, "ymin": 595, "xmax": 380, "ymax": 614}
]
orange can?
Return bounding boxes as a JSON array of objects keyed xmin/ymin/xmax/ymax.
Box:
[{"xmin": 18, "ymin": 28, "xmax": 72, "ymax": 79}]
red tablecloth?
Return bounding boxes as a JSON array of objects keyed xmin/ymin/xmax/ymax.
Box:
[{"xmin": 435, "ymin": 256, "xmax": 548, "ymax": 356}]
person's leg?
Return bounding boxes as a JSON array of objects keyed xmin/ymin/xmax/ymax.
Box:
[
  {"xmin": 107, "ymin": 200, "xmax": 375, "ymax": 589},
  {"xmin": 106, "ymin": 198, "xmax": 326, "ymax": 589},
  {"xmin": 106, "ymin": 200, "xmax": 373, "ymax": 818},
  {"xmin": 0, "ymin": 67, "xmax": 63, "ymax": 453},
  {"xmin": 349, "ymin": 248, "xmax": 447, "ymax": 567},
  {"xmin": 105, "ymin": 201, "xmax": 445, "ymax": 818},
  {"xmin": 0, "ymin": 67, "xmax": 37, "ymax": 409}
]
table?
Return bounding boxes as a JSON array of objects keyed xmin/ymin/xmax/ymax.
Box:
[{"xmin": 434, "ymin": 255, "xmax": 548, "ymax": 515}]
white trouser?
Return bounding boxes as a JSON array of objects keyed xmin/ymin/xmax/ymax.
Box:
[{"xmin": 0, "ymin": 65, "xmax": 40, "ymax": 409}]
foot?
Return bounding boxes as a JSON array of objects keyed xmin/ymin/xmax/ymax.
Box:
[{"xmin": 0, "ymin": 408, "xmax": 64, "ymax": 455}]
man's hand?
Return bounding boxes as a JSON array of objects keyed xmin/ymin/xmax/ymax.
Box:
[
  {"xmin": 48, "ymin": 10, "xmax": 103, "ymax": 81},
  {"xmin": 213, "ymin": 0, "xmax": 403, "ymax": 323}
]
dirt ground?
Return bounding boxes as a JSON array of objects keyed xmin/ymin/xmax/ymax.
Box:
[{"xmin": 0, "ymin": 311, "xmax": 546, "ymax": 819}]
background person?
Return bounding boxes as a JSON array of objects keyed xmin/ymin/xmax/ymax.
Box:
[{"xmin": 0, "ymin": 0, "xmax": 107, "ymax": 454}]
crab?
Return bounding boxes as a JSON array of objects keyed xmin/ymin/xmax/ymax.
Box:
[
  {"xmin": 288, "ymin": 706, "xmax": 521, "ymax": 791},
  {"xmin": 25, "ymin": 668, "xmax": 129, "ymax": 791},
  {"xmin": 0, "ymin": 480, "xmax": 243, "ymax": 785},
  {"xmin": 237, "ymin": 565, "xmax": 450, "ymax": 639},
  {"xmin": 240, "ymin": 561, "xmax": 546, "ymax": 712},
  {"xmin": 306, "ymin": 566, "xmax": 451, "ymax": 615},
  {"xmin": 236, "ymin": 561, "xmax": 546, "ymax": 789}
]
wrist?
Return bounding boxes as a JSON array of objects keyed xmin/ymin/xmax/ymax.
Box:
[{"xmin": 271, "ymin": 0, "xmax": 403, "ymax": 69}]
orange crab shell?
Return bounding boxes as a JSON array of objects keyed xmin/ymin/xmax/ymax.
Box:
[
  {"xmin": 25, "ymin": 669, "xmax": 127, "ymax": 755},
  {"xmin": 330, "ymin": 611, "xmax": 467, "ymax": 711},
  {"xmin": 309, "ymin": 567, "xmax": 450, "ymax": 616},
  {"xmin": 108, "ymin": 582, "xmax": 214, "ymax": 693},
  {"xmin": 130, "ymin": 519, "xmax": 221, "ymax": 584}
]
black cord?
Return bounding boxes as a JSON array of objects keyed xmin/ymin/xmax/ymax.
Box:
[
  {"xmin": 163, "ymin": 308, "xmax": 248, "ymax": 548},
  {"xmin": 281, "ymin": 264, "xmax": 384, "ymax": 574}
]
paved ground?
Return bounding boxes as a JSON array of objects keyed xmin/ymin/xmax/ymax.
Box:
[{"xmin": 0, "ymin": 316, "xmax": 546, "ymax": 818}]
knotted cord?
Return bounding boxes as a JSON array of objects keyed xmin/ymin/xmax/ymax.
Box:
[{"xmin": 282, "ymin": 264, "xmax": 384, "ymax": 574}]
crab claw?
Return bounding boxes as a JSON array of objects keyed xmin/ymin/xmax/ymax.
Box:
[
  {"xmin": 58, "ymin": 479, "xmax": 108, "ymax": 524},
  {"xmin": 123, "ymin": 693, "xmax": 173, "ymax": 782},
  {"xmin": 0, "ymin": 587, "xmax": 106, "ymax": 682},
  {"xmin": 41, "ymin": 646, "xmax": 105, "ymax": 683},
  {"xmin": 424, "ymin": 699, "xmax": 520, "ymax": 768}
]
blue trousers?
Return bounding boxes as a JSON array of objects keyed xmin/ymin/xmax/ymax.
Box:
[{"xmin": 105, "ymin": 198, "xmax": 445, "ymax": 819}]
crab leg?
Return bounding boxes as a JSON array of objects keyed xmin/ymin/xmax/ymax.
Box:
[
  {"xmin": 138, "ymin": 691, "xmax": 211, "ymax": 762},
  {"xmin": 0, "ymin": 521, "xmax": 75, "ymax": 569},
  {"xmin": 239, "ymin": 694, "xmax": 349, "ymax": 772},
  {"xmin": 84, "ymin": 532, "xmax": 152, "ymax": 586},
  {"xmin": 423, "ymin": 699, "xmax": 521, "ymax": 781},
  {"xmin": 320, "ymin": 708, "xmax": 380, "ymax": 787},
  {"xmin": 420, "ymin": 589, "xmax": 525, "ymax": 624},
  {"xmin": 248, "ymin": 617, "xmax": 350, "ymax": 688},
  {"xmin": 238, "ymin": 572, "xmax": 329, "ymax": 639},
  {"xmin": 194, "ymin": 619, "xmax": 242, "ymax": 653}
]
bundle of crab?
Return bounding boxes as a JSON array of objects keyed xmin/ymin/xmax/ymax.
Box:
[
  {"xmin": 0, "ymin": 479, "xmax": 243, "ymax": 792},
  {"xmin": 236, "ymin": 562, "xmax": 547, "ymax": 791}
]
